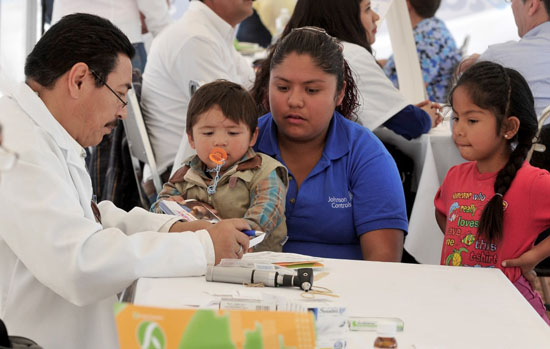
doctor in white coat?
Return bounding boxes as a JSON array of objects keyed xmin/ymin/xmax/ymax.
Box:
[{"xmin": 0, "ymin": 14, "xmax": 250, "ymax": 348}]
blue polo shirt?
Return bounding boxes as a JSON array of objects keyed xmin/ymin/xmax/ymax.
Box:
[{"xmin": 255, "ymin": 112, "xmax": 408, "ymax": 260}]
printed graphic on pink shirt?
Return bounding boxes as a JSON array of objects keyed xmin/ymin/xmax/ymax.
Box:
[{"xmin": 441, "ymin": 191, "xmax": 507, "ymax": 268}]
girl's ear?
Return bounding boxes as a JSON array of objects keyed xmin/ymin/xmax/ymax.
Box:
[{"xmin": 502, "ymin": 116, "xmax": 520, "ymax": 139}]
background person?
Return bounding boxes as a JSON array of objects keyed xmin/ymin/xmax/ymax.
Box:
[
  {"xmin": 251, "ymin": 0, "xmax": 441, "ymax": 141},
  {"xmin": 382, "ymin": 0, "xmax": 461, "ymax": 103},
  {"xmin": 152, "ymin": 80, "xmax": 288, "ymax": 252},
  {"xmin": 253, "ymin": 27, "xmax": 407, "ymax": 260},
  {"xmin": 0, "ymin": 14, "xmax": 250, "ymax": 348},
  {"xmin": 434, "ymin": 61, "xmax": 550, "ymax": 324},
  {"xmin": 52, "ymin": 0, "xmax": 172, "ymax": 72},
  {"xmin": 141, "ymin": 0, "xmax": 256, "ymax": 183},
  {"xmin": 466, "ymin": 0, "xmax": 550, "ymax": 120}
]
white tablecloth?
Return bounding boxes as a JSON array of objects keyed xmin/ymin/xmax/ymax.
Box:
[
  {"xmin": 375, "ymin": 123, "xmax": 466, "ymax": 264},
  {"xmin": 134, "ymin": 258, "xmax": 550, "ymax": 348}
]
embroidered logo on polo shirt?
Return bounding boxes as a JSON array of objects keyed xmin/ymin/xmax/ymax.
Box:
[{"xmin": 328, "ymin": 195, "xmax": 352, "ymax": 208}]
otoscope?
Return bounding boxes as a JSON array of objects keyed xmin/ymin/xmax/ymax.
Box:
[{"xmin": 206, "ymin": 265, "xmax": 314, "ymax": 292}]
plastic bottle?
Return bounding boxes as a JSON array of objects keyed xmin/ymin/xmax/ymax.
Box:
[
  {"xmin": 272, "ymin": 8, "xmax": 291, "ymax": 44},
  {"xmin": 373, "ymin": 321, "xmax": 398, "ymax": 348}
]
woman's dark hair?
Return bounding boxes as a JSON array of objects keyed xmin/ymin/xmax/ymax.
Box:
[
  {"xmin": 186, "ymin": 80, "xmax": 258, "ymax": 135},
  {"xmin": 282, "ymin": 0, "xmax": 371, "ymax": 53},
  {"xmin": 409, "ymin": 0, "xmax": 441, "ymax": 19},
  {"xmin": 449, "ymin": 61, "xmax": 537, "ymax": 242},
  {"xmin": 251, "ymin": 0, "xmax": 366, "ymax": 118},
  {"xmin": 251, "ymin": 28, "xmax": 359, "ymax": 119},
  {"xmin": 25, "ymin": 13, "xmax": 135, "ymax": 88}
]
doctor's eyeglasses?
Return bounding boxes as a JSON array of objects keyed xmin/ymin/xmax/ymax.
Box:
[
  {"xmin": 0, "ymin": 145, "xmax": 18, "ymax": 172},
  {"xmin": 90, "ymin": 70, "xmax": 128, "ymax": 108}
]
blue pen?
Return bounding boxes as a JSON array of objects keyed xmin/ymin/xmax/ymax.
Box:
[{"xmin": 242, "ymin": 230, "xmax": 265, "ymax": 237}]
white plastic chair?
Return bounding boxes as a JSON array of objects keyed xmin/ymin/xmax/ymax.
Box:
[
  {"xmin": 122, "ymin": 88, "xmax": 163, "ymax": 207},
  {"xmin": 170, "ymin": 80, "xmax": 202, "ymax": 177}
]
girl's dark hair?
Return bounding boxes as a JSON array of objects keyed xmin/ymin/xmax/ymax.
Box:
[
  {"xmin": 251, "ymin": 28, "xmax": 359, "ymax": 119},
  {"xmin": 186, "ymin": 80, "xmax": 258, "ymax": 135},
  {"xmin": 449, "ymin": 61, "xmax": 537, "ymax": 242},
  {"xmin": 25, "ymin": 13, "xmax": 134, "ymax": 88}
]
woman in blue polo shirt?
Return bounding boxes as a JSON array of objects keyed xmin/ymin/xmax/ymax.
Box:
[{"xmin": 254, "ymin": 27, "xmax": 408, "ymax": 260}]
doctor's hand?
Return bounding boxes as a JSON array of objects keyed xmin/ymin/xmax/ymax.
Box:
[
  {"xmin": 207, "ymin": 218, "xmax": 251, "ymax": 265},
  {"xmin": 169, "ymin": 220, "xmax": 213, "ymax": 232}
]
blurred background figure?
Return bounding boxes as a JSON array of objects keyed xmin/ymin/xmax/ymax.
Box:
[
  {"xmin": 141, "ymin": 0, "xmax": 256, "ymax": 194},
  {"xmin": 471, "ymin": 0, "xmax": 550, "ymax": 121},
  {"xmin": 52, "ymin": 0, "xmax": 172, "ymax": 73},
  {"xmin": 381, "ymin": 0, "xmax": 461, "ymax": 103},
  {"xmin": 236, "ymin": 8, "xmax": 272, "ymax": 48}
]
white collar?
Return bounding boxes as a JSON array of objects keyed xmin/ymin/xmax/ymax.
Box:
[
  {"xmin": 189, "ymin": 1, "xmax": 236, "ymax": 43},
  {"xmin": 12, "ymin": 82, "xmax": 85, "ymax": 157}
]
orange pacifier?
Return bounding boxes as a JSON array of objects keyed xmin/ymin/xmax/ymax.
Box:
[{"xmin": 209, "ymin": 147, "xmax": 227, "ymax": 165}]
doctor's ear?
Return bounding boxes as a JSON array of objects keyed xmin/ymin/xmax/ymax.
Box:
[{"xmin": 67, "ymin": 63, "xmax": 92, "ymax": 98}]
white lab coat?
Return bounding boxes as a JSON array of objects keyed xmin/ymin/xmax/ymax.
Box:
[{"xmin": 0, "ymin": 82, "xmax": 214, "ymax": 348}]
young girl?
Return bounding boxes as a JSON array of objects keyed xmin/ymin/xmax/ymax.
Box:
[
  {"xmin": 254, "ymin": 27, "xmax": 408, "ymax": 260},
  {"xmin": 434, "ymin": 61, "xmax": 550, "ymax": 324}
]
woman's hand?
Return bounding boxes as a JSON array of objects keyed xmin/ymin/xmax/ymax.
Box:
[{"xmin": 417, "ymin": 100, "xmax": 443, "ymax": 128}]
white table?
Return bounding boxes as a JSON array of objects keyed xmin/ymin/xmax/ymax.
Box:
[
  {"xmin": 133, "ymin": 258, "xmax": 550, "ymax": 349},
  {"xmin": 375, "ymin": 123, "xmax": 466, "ymax": 264}
]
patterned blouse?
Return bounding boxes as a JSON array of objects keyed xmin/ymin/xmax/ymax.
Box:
[{"xmin": 384, "ymin": 17, "xmax": 461, "ymax": 103}]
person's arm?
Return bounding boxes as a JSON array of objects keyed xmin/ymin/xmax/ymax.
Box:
[
  {"xmin": 343, "ymin": 43, "xmax": 408, "ymax": 131},
  {"xmin": 242, "ymin": 169, "xmax": 287, "ymax": 245},
  {"xmin": 150, "ymin": 180, "xmax": 185, "ymax": 213},
  {"xmin": 502, "ymin": 172, "xmax": 550, "ymax": 286},
  {"xmin": 136, "ymin": 0, "xmax": 173, "ymax": 37},
  {"xmin": 502, "ymin": 237, "xmax": 550, "ymax": 287},
  {"xmin": 350, "ymin": 133, "xmax": 408, "ymax": 262},
  {"xmin": 383, "ymin": 104, "xmax": 432, "ymax": 140},
  {"xmin": 435, "ymin": 209, "xmax": 446, "ymax": 233},
  {"xmin": 360, "ymin": 229, "xmax": 404, "ymax": 262}
]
